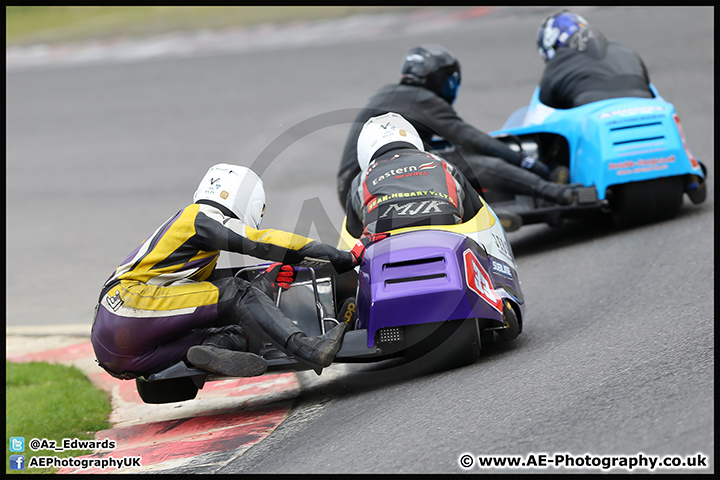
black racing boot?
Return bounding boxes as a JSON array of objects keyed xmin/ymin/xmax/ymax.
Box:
[
  {"xmin": 536, "ymin": 181, "xmax": 577, "ymax": 206},
  {"xmin": 203, "ymin": 325, "xmax": 248, "ymax": 351},
  {"xmin": 285, "ymin": 323, "xmax": 347, "ymax": 368},
  {"xmin": 257, "ymin": 342, "xmax": 286, "ymax": 360},
  {"xmin": 234, "ymin": 280, "xmax": 348, "ymax": 370},
  {"xmin": 337, "ymin": 297, "xmax": 357, "ymax": 329},
  {"xmin": 187, "ymin": 346, "xmax": 267, "ymax": 377},
  {"xmin": 556, "ymin": 185, "xmax": 576, "ymax": 205}
]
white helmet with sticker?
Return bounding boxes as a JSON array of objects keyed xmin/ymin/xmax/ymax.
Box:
[
  {"xmin": 356, "ymin": 112, "xmax": 424, "ymax": 172},
  {"xmin": 193, "ymin": 164, "xmax": 265, "ymax": 228}
]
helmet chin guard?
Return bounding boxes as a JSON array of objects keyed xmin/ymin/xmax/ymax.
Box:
[
  {"xmin": 193, "ymin": 164, "xmax": 265, "ymax": 228},
  {"xmin": 356, "ymin": 112, "xmax": 424, "ymax": 172}
]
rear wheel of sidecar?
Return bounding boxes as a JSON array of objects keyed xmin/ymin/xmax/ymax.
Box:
[
  {"xmin": 608, "ymin": 176, "xmax": 684, "ymax": 228},
  {"xmin": 403, "ymin": 318, "xmax": 481, "ymax": 373},
  {"xmin": 136, "ymin": 377, "xmax": 199, "ymax": 404}
]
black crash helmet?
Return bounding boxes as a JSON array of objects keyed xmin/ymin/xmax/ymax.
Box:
[{"xmin": 400, "ymin": 44, "xmax": 461, "ymax": 104}]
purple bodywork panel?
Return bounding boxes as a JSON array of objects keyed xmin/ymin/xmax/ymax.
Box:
[{"xmin": 356, "ymin": 230, "xmax": 518, "ymax": 348}]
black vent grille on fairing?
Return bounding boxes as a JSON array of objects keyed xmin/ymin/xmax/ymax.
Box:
[
  {"xmin": 382, "ymin": 256, "xmax": 447, "ymax": 284},
  {"xmin": 611, "ymin": 121, "xmax": 664, "ymax": 146}
]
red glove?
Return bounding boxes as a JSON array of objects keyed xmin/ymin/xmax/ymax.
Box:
[
  {"xmin": 350, "ymin": 232, "xmax": 390, "ymax": 266},
  {"xmin": 263, "ymin": 263, "xmax": 296, "ymax": 290}
]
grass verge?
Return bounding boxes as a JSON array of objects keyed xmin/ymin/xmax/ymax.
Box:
[
  {"xmin": 6, "ymin": 6, "xmax": 422, "ymax": 46},
  {"xmin": 6, "ymin": 361, "xmax": 113, "ymax": 474}
]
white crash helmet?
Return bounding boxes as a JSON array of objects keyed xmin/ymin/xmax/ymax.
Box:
[
  {"xmin": 356, "ymin": 112, "xmax": 424, "ymax": 172},
  {"xmin": 193, "ymin": 164, "xmax": 266, "ymax": 229}
]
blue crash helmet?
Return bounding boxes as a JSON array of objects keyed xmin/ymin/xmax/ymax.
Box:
[{"xmin": 536, "ymin": 10, "xmax": 590, "ymax": 62}]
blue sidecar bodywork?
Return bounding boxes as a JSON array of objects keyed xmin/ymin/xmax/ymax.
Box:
[{"xmin": 487, "ymin": 84, "xmax": 707, "ymax": 228}]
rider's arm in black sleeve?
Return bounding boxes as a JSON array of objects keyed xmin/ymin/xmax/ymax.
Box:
[
  {"xmin": 192, "ymin": 205, "xmax": 355, "ymax": 273},
  {"xmin": 413, "ymin": 91, "xmax": 527, "ymax": 167}
]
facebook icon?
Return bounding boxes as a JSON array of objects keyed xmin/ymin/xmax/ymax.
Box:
[{"xmin": 10, "ymin": 455, "xmax": 25, "ymax": 470}]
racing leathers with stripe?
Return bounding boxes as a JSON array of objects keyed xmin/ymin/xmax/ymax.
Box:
[
  {"xmin": 345, "ymin": 148, "xmax": 483, "ymax": 237},
  {"xmin": 336, "ymin": 82, "xmax": 569, "ymax": 208},
  {"xmin": 91, "ymin": 202, "xmax": 354, "ymax": 378},
  {"xmin": 538, "ymin": 27, "xmax": 654, "ymax": 109}
]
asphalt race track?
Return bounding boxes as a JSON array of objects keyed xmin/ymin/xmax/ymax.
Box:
[{"xmin": 6, "ymin": 6, "xmax": 714, "ymax": 474}]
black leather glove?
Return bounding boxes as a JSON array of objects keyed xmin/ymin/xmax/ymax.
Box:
[{"xmin": 521, "ymin": 155, "xmax": 550, "ymax": 179}]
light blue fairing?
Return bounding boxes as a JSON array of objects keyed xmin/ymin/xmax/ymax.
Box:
[{"xmin": 490, "ymin": 84, "xmax": 705, "ymax": 200}]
